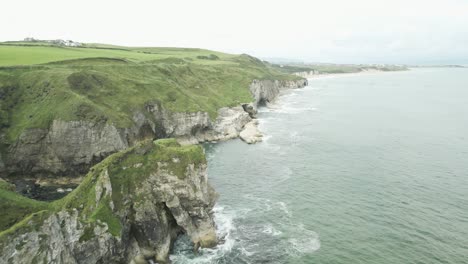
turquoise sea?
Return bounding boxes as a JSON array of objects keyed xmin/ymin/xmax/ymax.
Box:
[{"xmin": 172, "ymin": 68, "xmax": 468, "ymax": 263}]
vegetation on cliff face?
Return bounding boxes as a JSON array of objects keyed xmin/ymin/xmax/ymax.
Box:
[
  {"xmin": 0, "ymin": 44, "xmax": 299, "ymax": 145},
  {"xmin": 0, "ymin": 139, "xmax": 205, "ymax": 239},
  {"xmin": 0, "ymin": 179, "xmax": 48, "ymax": 232},
  {"xmin": 0, "ymin": 138, "xmax": 217, "ymax": 263}
]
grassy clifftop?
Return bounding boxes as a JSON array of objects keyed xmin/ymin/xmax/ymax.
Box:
[
  {"xmin": 0, "ymin": 44, "xmax": 235, "ymax": 66},
  {"xmin": 0, "ymin": 178, "xmax": 48, "ymax": 232},
  {"xmin": 0, "ymin": 139, "xmax": 204, "ymax": 237},
  {"xmin": 0, "ymin": 43, "xmax": 299, "ymax": 143}
]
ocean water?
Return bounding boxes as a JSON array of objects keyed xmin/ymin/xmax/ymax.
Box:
[{"xmin": 171, "ymin": 68, "xmax": 468, "ymax": 263}]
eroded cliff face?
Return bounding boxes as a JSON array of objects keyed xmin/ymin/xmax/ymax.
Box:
[
  {"xmin": 293, "ymin": 70, "xmax": 320, "ymax": 78},
  {"xmin": 0, "ymin": 139, "xmax": 217, "ymax": 264},
  {"xmin": 249, "ymin": 79, "xmax": 308, "ymax": 108},
  {"xmin": 0, "ymin": 78, "xmax": 307, "ymax": 263},
  {"xmin": 0, "ymin": 78, "xmax": 307, "ymax": 179},
  {"xmin": 7, "ymin": 120, "xmax": 131, "ymax": 176}
]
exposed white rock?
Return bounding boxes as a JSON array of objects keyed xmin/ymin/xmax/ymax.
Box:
[
  {"xmin": 169, "ymin": 106, "xmax": 252, "ymax": 144},
  {"xmin": 240, "ymin": 120, "xmax": 263, "ymax": 144},
  {"xmin": 294, "ymin": 70, "xmax": 320, "ymax": 78},
  {"xmin": 0, "ymin": 78, "xmax": 309, "ymax": 263},
  {"xmin": 249, "ymin": 79, "xmax": 308, "ymax": 109},
  {"xmin": 2, "ymin": 78, "xmax": 307, "ymax": 177},
  {"xmin": 8, "ymin": 120, "xmax": 130, "ymax": 176},
  {"xmin": 0, "ymin": 141, "xmax": 217, "ymax": 264}
]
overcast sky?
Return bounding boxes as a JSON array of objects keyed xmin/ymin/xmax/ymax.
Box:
[{"xmin": 2, "ymin": 0, "xmax": 468, "ymax": 64}]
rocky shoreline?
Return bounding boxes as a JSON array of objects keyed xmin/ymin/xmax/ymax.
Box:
[
  {"xmin": 0, "ymin": 78, "xmax": 307, "ymax": 264},
  {"xmin": 2, "ymin": 78, "xmax": 308, "ymax": 200},
  {"xmin": 0, "ymin": 78, "xmax": 307, "ymax": 180},
  {"xmin": 0, "ymin": 140, "xmax": 219, "ymax": 264}
]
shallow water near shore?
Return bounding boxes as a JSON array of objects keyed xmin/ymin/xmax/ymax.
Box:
[{"xmin": 171, "ymin": 68, "xmax": 468, "ymax": 263}]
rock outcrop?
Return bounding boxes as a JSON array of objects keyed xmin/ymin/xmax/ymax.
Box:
[
  {"xmin": 7, "ymin": 120, "xmax": 132, "ymax": 177},
  {"xmin": 293, "ymin": 70, "xmax": 321, "ymax": 78},
  {"xmin": 0, "ymin": 139, "xmax": 217, "ymax": 264},
  {"xmin": 245, "ymin": 79, "xmax": 308, "ymax": 142},
  {"xmin": 0, "ymin": 78, "xmax": 307, "ymax": 263},
  {"xmin": 239, "ymin": 120, "xmax": 263, "ymax": 144},
  {"xmin": 0, "ymin": 78, "xmax": 307, "ymax": 179},
  {"xmin": 249, "ymin": 79, "xmax": 308, "ymax": 108}
]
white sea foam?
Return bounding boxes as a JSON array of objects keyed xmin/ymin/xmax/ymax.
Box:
[
  {"xmin": 240, "ymin": 246, "xmax": 254, "ymax": 257},
  {"xmin": 172, "ymin": 79, "xmax": 321, "ymax": 263},
  {"xmin": 273, "ymin": 229, "xmax": 283, "ymax": 236},
  {"xmin": 262, "ymin": 223, "xmax": 283, "ymax": 236},
  {"xmin": 279, "ymin": 91, "xmax": 300, "ymax": 100},
  {"xmin": 272, "ymin": 106, "xmax": 317, "ymax": 114},
  {"xmin": 243, "ymin": 195, "xmax": 273, "ymax": 211},
  {"xmin": 277, "ymin": 201, "xmax": 292, "ymax": 218},
  {"xmin": 261, "ymin": 140, "xmax": 282, "ymax": 152},
  {"xmin": 211, "ymin": 206, "xmax": 236, "ymax": 253},
  {"xmin": 257, "ymin": 107, "xmax": 273, "ymax": 113},
  {"xmin": 206, "ymin": 153, "xmax": 216, "ymax": 160},
  {"xmin": 262, "ymin": 224, "xmax": 273, "ymax": 234},
  {"xmin": 289, "ymin": 236, "xmax": 321, "ymax": 254},
  {"xmin": 288, "ymin": 224, "xmax": 321, "ymax": 255},
  {"xmin": 261, "ymin": 134, "xmax": 273, "ymax": 142},
  {"xmin": 289, "ymin": 237, "xmax": 321, "ymax": 254},
  {"xmin": 170, "ymin": 206, "xmax": 237, "ymax": 264}
]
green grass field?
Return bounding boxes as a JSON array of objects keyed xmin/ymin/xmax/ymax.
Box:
[
  {"xmin": 0, "ymin": 43, "xmax": 299, "ymax": 143},
  {"xmin": 0, "ymin": 44, "xmax": 239, "ymax": 66}
]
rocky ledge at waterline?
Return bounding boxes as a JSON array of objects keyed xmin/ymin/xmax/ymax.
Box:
[
  {"xmin": 0, "ymin": 79, "xmax": 307, "ymax": 179},
  {"xmin": 0, "ymin": 139, "xmax": 217, "ymax": 264}
]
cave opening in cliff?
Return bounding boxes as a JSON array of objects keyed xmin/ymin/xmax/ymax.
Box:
[{"xmin": 257, "ymin": 98, "xmax": 268, "ymax": 107}]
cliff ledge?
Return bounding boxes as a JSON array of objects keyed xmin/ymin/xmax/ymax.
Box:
[{"xmin": 0, "ymin": 139, "xmax": 217, "ymax": 264}]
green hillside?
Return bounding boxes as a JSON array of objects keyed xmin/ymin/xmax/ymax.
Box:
[
  {"xmin": 0, "ymin": 43, "xmax": 299, "ymax": 143},
  {"xmin": 0, "ymin": 44, "xmax": 238, "ymax": 66},
  {"xmin": 0, "ymin": 178, "xmax": 48, "ymax": 232}
]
